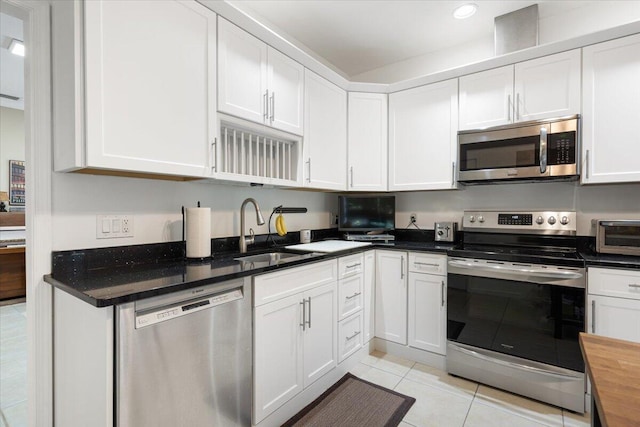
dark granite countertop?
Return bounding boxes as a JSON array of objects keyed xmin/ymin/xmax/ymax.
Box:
[
  {"xmin": 45, "ymin": 230, "xmax": 640, "ymax": 308},
  {"xmin": 45, "ymin": 229, "xmax": 453, "ymax": 307}
]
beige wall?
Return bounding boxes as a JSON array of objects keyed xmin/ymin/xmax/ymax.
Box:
[{"xmin": 0, "ymin": 106, "xmax": 25, "ymax": 195}]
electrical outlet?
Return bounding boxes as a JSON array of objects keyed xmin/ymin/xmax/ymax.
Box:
[
  {"xmin": 410, "ymin": 213, "xmax": 417, "ymax": 223},
  {"xmin": 329, "ymin": 212, "xmax": 339, "ymax": 226},
  {"xmin": 97, "ymin": 215, "xmax": 134, "ymax": 239}
]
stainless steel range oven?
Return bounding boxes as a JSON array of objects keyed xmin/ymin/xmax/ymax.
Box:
[{"xmin": 447, "ymin": 211, "xmax": 586, "ymax": 413}]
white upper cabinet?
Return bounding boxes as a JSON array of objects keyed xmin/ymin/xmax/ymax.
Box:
[
  {"xmin": 514, "ymin": 50, "xmax": 581, "ymax": 122},
  {"xmin": 459, "ymin": 65, "xmax": 514, "ymax": 130},
  {"xmin": 218, "ymin": 18, "xmax": 304, "ymax": 136},
  {"xmin": 53, "ymin": 0, "xmax": 216, "ymax": 178},
  {"xmin": 459, "ymin": 50, "xmax": 580, "ymax": 130},
  {"xmin": 347, "ymin": 93, "xmax": 388, "ymax": 191},
  {"xmin": 388, "ymin": 79, "xmax": 458, "ymax": 191},
  {"xmin": 582, "ymin": 33, "xmax": 640, "ymax": 184},
  {"xmin": 303, "ymin": 71, "xmax": 347, "ymax": 190}
]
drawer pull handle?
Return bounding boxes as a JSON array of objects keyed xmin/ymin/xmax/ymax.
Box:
[
  {"xmin": 415, "ymin": 262, "xmax": 440, "ymax": 267},
  {"xmin": 345, "ymin": 292, "xmax": 361, "ymax": 300},
  {"xmin": 346, "ymin": 331, "xmax": 361, "ymax": 341},
  {"xmin": 629, "ymin": 284, "xmax": 640, "ymax": 289},
  {"xmin": 346, "ymin": 263, "xmax": 361, "ymax": 269}
]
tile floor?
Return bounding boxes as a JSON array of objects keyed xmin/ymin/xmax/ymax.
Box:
[
  {"xmin": 0, "ymin": 302, "xmax": 27, "ymax": 427},
  {"xmin": 351, "ymin": 350, "xmax": 590, "ymax": 427}
]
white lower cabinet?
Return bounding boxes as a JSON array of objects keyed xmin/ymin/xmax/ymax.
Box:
[
  {"xmin": 587, "ymin": 267, "xmax": 640, "ymax": 342},
  {"xmin": 407, "ymin": 253, "xmax": 447, "ymax": 355},
  {"xmin": 363, "ymin": 251, "xmax": 375, "ymax": 343},
  {"xmin": 338, "ymin": 311, "xmax": 363, "ymax": 362},
  {"xmin": 375, "ymin": 250, "xmax": 408, "ymax": 345},
  {"xmin": 253, "ymin": 261, "xmax": 337, "ymax": 424},
  {"xmin": 337, "ymin": 253, "xmax": 365, "ymax": 364},
  {"xmin": 408, "ymin": 272, "xmax": 446, "ymax": 355}
]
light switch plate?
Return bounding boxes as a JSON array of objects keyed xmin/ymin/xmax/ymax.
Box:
[{"xmin": 96, "ymin": 215, "xmax": 133, "ymax": 239}]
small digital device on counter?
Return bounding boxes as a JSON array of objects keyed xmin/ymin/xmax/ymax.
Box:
[
  {"xmin": 594, "ymin": 219, "xmax": 640, "ymax": 256},
  {"xmin": 338, "ymin": 195, "xmax": 395, "ymax": 233},
  {"xmin": 434, "ymin": 222, "xmax": 458, "ymax": 242}
]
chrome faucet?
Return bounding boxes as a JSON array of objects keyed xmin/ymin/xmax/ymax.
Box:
[{"xmin": 239, "ymin": 198, "xmax": 265, "ymax": 253}]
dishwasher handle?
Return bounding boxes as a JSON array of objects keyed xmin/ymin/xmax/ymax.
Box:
[{"xmin": 135, "ymin": 287, "xmax": 244, "ymax": 328}]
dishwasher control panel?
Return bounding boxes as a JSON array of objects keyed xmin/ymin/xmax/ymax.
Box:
[{"xmin": 135, "ymin": 287, "xmax": 243, "ymax": 328}]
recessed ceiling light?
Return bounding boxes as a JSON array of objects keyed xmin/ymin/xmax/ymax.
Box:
[
  {"xmin": 453, "ymin": 3, "xmax": 478, "ymax": 19},
  {"xmin": 9, "ymin": 38, "xmax": 25, "ymax": 57}
]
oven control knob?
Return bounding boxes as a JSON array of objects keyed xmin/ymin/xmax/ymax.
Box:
[
  {"xmin": 548, "ymin": 216, "xmax": 557, "ymax": 225},
  {"xmin": 469, "ymin": 215, "xmax": 476, "ymax": 223},
  {"xmin": 478, "ymin": 215, "xmax": 485, "ymax": 223},
  {"xmin": 560, "ymin": 216, "xmax": 570, "ymax": 225},
  {"xmin": 536, "ymin": 216, "xmax": 544, "ymax": 225}
]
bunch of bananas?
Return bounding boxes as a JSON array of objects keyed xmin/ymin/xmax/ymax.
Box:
[{"xmin": 275, "ymin": 213, "xmax": 288, "ymax": 236}]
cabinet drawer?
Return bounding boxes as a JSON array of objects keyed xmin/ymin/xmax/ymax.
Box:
[
  {"xmin": 338, "ymin": 253, "xmax": 364, "ymax": 279},
  {"xmin": 588, "ymin": 267, "xmax": 640, "ymax": 300},
  {"xmin": 254, "ymin": 260, "xmax": 337, "ymax": 307},
  {"xmin": 408, "ymin": 253, "xmax": 446, "ymax": 275},
  {"xmin": 338, "ymin": 274, "xmax": 363, "ymax": 320},
  {"xmin": 338, "ymin": 311, "xmax": 363, "ymax": 363}
]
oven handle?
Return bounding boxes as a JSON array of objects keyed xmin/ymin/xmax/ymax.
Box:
[
  {"xmin": 447, "ymin": 260, "xmax": 583, "ymax": 280},
  {"xmin": 598, "ymin": 220, "xmax": 640, "ymax": 227},
  {"xmin": 450, "ymin": 344, "xmax": 584, "ymax": 380}
]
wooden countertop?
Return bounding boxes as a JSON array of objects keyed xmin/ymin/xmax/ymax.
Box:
[{"xmin": 579, "ymin": 333, "xmax": 640, "ymax": 427}]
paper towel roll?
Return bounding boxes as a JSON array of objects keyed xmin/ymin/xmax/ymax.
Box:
[{"xmin": 186, "ymin": 207, "xmax": 211, "ymax": 259}]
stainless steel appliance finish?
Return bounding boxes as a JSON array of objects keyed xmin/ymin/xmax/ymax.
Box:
[
  {"xmin": 447, "ymin": 211, "xmax": 586, "ymax": 413},
  {"xmin": 595, "ymin": 219, "xmax": 640, "ymax": 256},
  {"xmin": 458, "ymin": 115, "xmax": 579, "ymax": 184},
  {"xmin": 435, "ymin": 221, "xmax": 458, "ymax": 242},
  {"xmin": 116, "ymin": 277, "xmax": 251, "ymax": 427},
  {"xmin": 464, "ymin": 210, "xmax": 576, "ymax": 235}
]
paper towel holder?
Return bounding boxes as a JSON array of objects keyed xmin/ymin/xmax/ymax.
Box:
[{"xmin": 182, "ymin": 202, "xmax": 212, "ymax": 261}]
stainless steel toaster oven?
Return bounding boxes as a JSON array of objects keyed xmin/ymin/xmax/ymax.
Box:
[{"xmin": 595, "ymin": 220, "xmax": 640, "ymax": 256}]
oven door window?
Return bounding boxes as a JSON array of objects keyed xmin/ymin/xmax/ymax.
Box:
[
  {"xmin": 447, "ymin": 273, "xmax": 585, "ymax": 372},
  {"xmin": 459, "ymin": 136, "xmax": 540, "ymax": 171}
]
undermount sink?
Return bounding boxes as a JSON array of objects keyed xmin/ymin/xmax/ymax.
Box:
[{"xmin": 234, "ymin": 251, "xmax": 302, "ymax": 263}]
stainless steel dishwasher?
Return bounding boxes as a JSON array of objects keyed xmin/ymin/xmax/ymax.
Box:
[{"xmin": 116, "ymin": 277, "xmax": 251, "ymax": 427}]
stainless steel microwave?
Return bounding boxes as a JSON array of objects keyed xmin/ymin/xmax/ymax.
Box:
[
  {"xmin": 457, "ymin": 115, "xmax": 580, "ymax": 184},
  {"xmin": 595, "ymin": 220, "xmax": 640, "ymax": 256}
]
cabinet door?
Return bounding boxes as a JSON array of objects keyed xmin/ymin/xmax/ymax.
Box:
[
  {"xmin": 408, "ymin": 272, "xmax": 446, "ymax": 355},
  {"xmin": 348, "ymin": 92, "xmax": 388, "ymax": 191},
  {"xmin": 303, "ymin": 71, "xmax": 347, "ymax": 190},
  {"xmin": 459, "ymin": 65, "xmax": 514, "ymax": 130},
  {"xmin": 388, "ymin": 79, "xmax": 458, "ymax": 191},
  {"xmin": 588, "ymin": 295, "xmax": 640, "ymax": 343},
  {"xmin": 84, "ymin": 1, "xmax": 215, "ymax": 177},
  {"xmin": 217, "ymin": 17, "xmax": 268, "ymax": 125},
  {"xmin": 267, "ymin": 47, "xmax": 304, "ymax": 135},
  {"xmin": 363, "ymin": 251, "xmax": 375, "ymax": 343},
  {"xmin": 582, "ymin": 33, "xmax": 640, "ymax": 184},
  {"xmin": 303, "ymin": 282, "xmax": 338, "ymax": 388},
  {"xmin": 514, "ymin": 50, "xmax": 580, "ymax": 122},
  {"xmin": 375, "ymin": 251, "xmax": 407, "ymax": 345},
  {"xmin": 253, "ymin": 294, "xmax": 303, "ymax": 423}
]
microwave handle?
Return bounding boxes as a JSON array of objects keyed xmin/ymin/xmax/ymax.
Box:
[{"xmin": 539, "ymin": 127, "xmax": 547, "ymax": 174}]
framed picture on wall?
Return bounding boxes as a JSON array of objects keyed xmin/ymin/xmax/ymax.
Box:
[{"xmin": 9, "ymin": 160, "xmax": 25, "ymax": 206}]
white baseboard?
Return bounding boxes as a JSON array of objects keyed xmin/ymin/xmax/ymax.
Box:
[{"xmin": 373, "ymin": 338, "xmax": 446, "ymax": 371}]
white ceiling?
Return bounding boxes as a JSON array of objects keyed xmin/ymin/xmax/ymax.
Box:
[
  {"xmin": 0, "ymin": 12, "xmax": 24, "ymax": 110},
  {"xmin": 228, "ymin": 1, "xmax": 610, "ymax": 78}
]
